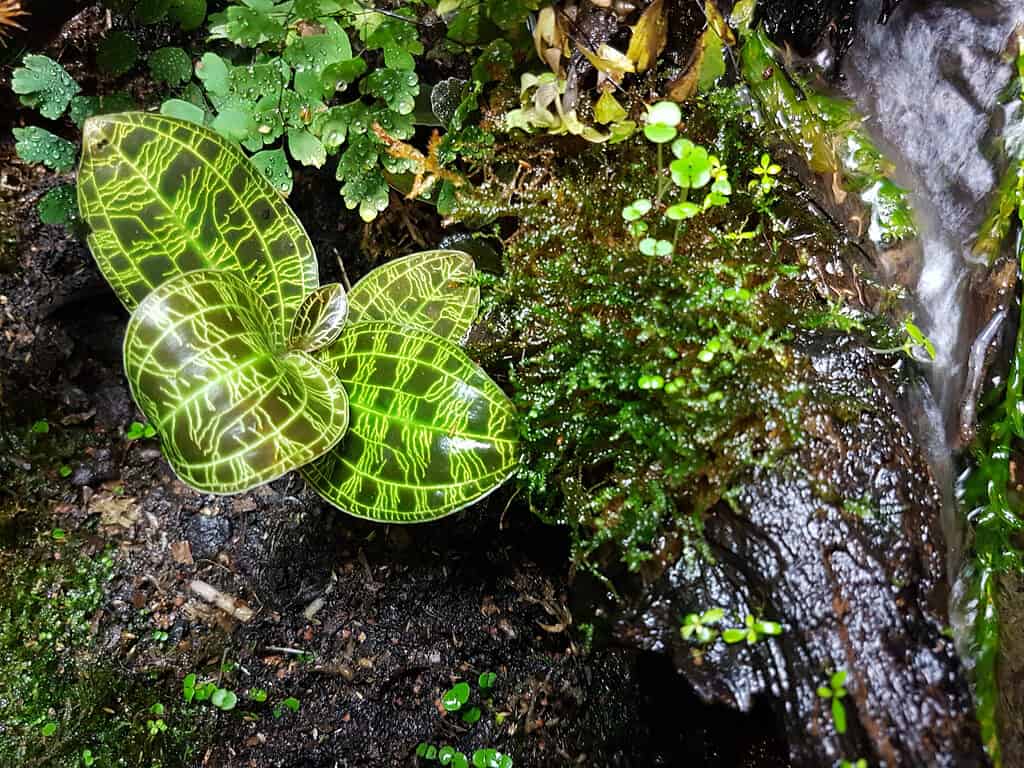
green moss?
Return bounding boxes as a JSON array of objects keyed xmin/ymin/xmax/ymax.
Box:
[
  {"xmin": 0, "ymin": 517, "xmax": 211, "ymax": 767},
  {"xmin": 739, "ymin": 28, "xmax": 916, "ymax": 244},
  {"xmin": 458, "ymin": 95, "xmax": 859, "ymax": 572}
]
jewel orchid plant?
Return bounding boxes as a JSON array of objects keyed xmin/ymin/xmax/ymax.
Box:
[{"xmin": 77, "ymin": 111, "xmax": 518, "ymax": 523}]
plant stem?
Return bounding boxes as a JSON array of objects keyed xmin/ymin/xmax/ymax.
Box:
[{"xmin": 656, "ymin": 143, "xmax": 665, "ymax": 204}]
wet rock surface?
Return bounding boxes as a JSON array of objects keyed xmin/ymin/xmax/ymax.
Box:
[{"xmin": 607, "ymin": 336, "xmax": 986, "ymax": 766}]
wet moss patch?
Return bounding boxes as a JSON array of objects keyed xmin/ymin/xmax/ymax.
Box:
[{"xmin": 458, "ymin": 94, "xmax": 878, "ymax": 573}]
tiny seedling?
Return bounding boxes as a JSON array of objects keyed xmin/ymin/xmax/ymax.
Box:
[
  {"xmin": 441, "ymin": 681, "xmax": 471, "ymax": 712},
  {"xmin": 41, "ymin": 721, "xmax": 58, "ymax": 737},
  {"xmin": 182, "ymin": 673, "xmax": 197, "ymax": 703},
  {"xmin": 58, "ymin": 464, "xmax": 72, "ymax": 477},
  {"xmin": 146, "ymin": 703, "xmax": 167, "ymax": 736},
  {"xmin": 152, "ymin": 629, "xmax": 169, "ymax": 642},
  {"xmin": 868, "ymin": 317, "xmax": 936, "ymax": 362},
  {"xmin": 680, "ymin": 607, "xmax": 725, "ymax": 644},
  {"xmin": 31, "ymin": 419, "xmax": 49, "ymax": 434},
  {"xmin": 125, "ymin": 421, "xmax": 157, "ymax": 440},
  {"xmin": 478, "ymin": 672, "xmax": 497, "ymax": 690},
  {"xmin": 210, "ymin": 688, "xmax": 238, "ymax": 711},
  {"xmin": 817, "ymin": 669, "xmax": 849, "ymax": 734},
  {"xmin": 839, "ymin": 760, "xmax": 867, "ymax": 768},
  {"xmin": 50, "ymin": 528, "xmax": 66, "ymax": 542},
  {"xmin": 749, "ymin": 153, "xmax": 781, "ymax": 196},
  {"xmin": 81, "ymin": 748, "xmax": 95, "ymax": 766},
  {"xmin": 722, "ymin": 613, "xmax": 783, "ymax": 645},
  {"xmin": 273, "ymin": 696, "xmax": 300, "ymax": 719},
  {"xmin": 249, "ymin": 688, "xmax": 268, "ymax": 703}
]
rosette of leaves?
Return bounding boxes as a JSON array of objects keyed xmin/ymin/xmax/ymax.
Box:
[
  {"xmin": 165, "ymin": 0, "xmax": 425, "ymax": 220},
  {"xmin": 77, "ymin": 111, "xmax": 518, "ymax": 521}
]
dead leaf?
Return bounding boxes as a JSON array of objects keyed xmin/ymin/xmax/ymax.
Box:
[
  {"xmin": 666, "ymin": 2, "xmax": 730, "ymax": 102},
  {"xmin": 578, "ymin": 43, "xmax": 635, "ymax": 84},
  {"xmin": 170, "ymin": 540, "xmax": 194, "ymax": 565},
  {"xmin": 626, "ymin": 0, "xmax": 668, "ymax": 73},
  {"xmin": 704, "ymin": 0, "xmax": 736, "ymax": 47},
  {"xmin": 533, "ymin": 6, "xmax": 567, "ymax": 74},
  {"xmin": 90, "ymin": 492, "xmax": 139, "ymax": 529}
]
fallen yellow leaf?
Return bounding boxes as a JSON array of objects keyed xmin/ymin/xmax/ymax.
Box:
[{"xmin": 626, "ymin": 0, "xmax": 668, "ymax": 73}]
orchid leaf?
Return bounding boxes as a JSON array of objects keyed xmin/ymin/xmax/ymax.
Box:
[
  {"xmin": 289, "ymin": 283, "xmax": 349, "ymax": 352},
  {"xmin": 77, "ymin": 112, "xmax": 318, "ymax": 344},
  {"xmin": 303, "ymin": 322, "xmax": 519, "ymax": 522},
  {"xmin": 347, "ymin": 250, "xmax": 480, "ymax": 342},
  {"xmin": 124, "ymin": 270, "xmax": 349, "ymax": 494}
]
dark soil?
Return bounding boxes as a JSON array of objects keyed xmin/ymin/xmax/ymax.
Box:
[{"xmin": 0, "ymin": 12, "xmax": 790, "ymax": 759}]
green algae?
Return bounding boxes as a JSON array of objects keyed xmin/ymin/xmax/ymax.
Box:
[
  {"xmin": 739, "ymin": 28, "xmax": 916, "ymax": 245},
  {"xmin": 0, "ymin": 529, "xmax": 213, "ymax": 768},
  {"xmin": 457, "ymin": 92, "xmax": 870, "ymax": 573},
  {"xmin": 0, "ymin": 418, "xmax": 212, "ymax": 767}
]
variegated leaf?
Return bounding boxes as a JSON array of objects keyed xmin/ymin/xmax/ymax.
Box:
[
  {"xmin": 303, "ymin": 321, "xmax": 518, "ymax": 523},
  {"xmin": 124, "ymin": 270, "xmax": 349, "ymax": 494},
  {"xmin": 289, "ymin": 283, "xmax": 349, "ymax": 352},
  {"xmin": 347, "ymin": 250, "xmax": 480, "ymax": 342},
  {"xmin": 78, "ymin": 112, "xmax": 318, "ymax": 344}
]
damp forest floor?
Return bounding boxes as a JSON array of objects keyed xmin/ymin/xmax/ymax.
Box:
[{"xmin": 0, "ymin": 127, "xmax": 789, "ymax": 768}]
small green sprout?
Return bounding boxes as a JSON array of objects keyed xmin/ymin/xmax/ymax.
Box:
[
  {"xmin": 750, "ymin": 153, "xmax": 782, "ymax": 196},
  {"xmin": 472, "ymin": 748, "xmax": 513, "ymax": 768},
  {"xmin": 637, "ymin": 374, "xmax": 665, "ymax": 391},
  {"xmin": 152, "ymin": 629, "xmax": 169, "ymax": 642},
  {"xmin": 41, "ymin": 721, "xmax": 58, "ymax": 737},
  {"xmin": 621, "ymin": 198, "xmax": 652, "ymax": 221},
  {"xmin": 669, "ymin": 139, "xmax": 712, "ymax": 189},
  {"xmin": 722, "ymin": 614, "xmax": 783, "ymax": 645},
  {"xmin": 817, "ymin": 669, "xmax": 849, "ymax": 734},
  {"xmin": 272, "ymin": 696, "xmax": 300, "ymax": 718},
  {"xmin": 81, "ymin": 748, "xmax": 95, "ymax": 766},
  {"xmin": 478, "ymin": 672, "xmax": 497, "ymax": 690},
  {"xmin": 182, "ymin": 673, "xmax": 197, "ymax": 703},
  {"xmin": 666, "ymin": 201, "xmax": 701, "ymax": 221},
  {"xmin": 680, "ymin": 607, "xmax": 725, "ymax": 644},
  {"xmin": 643, "ymin": 101, "xmax": 681, "ymax": 144},
  {"xmin": 417, "ymin": 743, "xmax": 438, "ymax": 760},
  {"xmin": 249, "ymin": 688, "xmax": 268, "ymax": 703},
  {"xmin": 839, "ymin": 760, "xmax": 867, "ymax": 768},
  {"xmin": 442, "ymin": 681, "xmax": 471, "ymax": 712},
  {"xmin": 639, "ymin": 237, "xmax": 673, "ymax": 257},
  {"xmin": 51, "ymin": 528, "xmax": 66, "ymax": 542},
  {"xmin": 58, "ymin": 464, "xmax": 72, "ymax": 478},
  {"xmin": 461, "ymin": 706, "xmax": 482, "ymax": 724},
  {"xmin": 146, "ymin": 703, "xmax": 167, "ymax": 736},
  {"xmin": 125, "ymin": 421, "xmax": 157, "ymax": 440},
  {"xmin": 211, "ymin": 688, "xmax": 238, "ymax": 711},
  {"xmin": 31, "ymin": 419, "xmax": 50, "ymax": 434}
]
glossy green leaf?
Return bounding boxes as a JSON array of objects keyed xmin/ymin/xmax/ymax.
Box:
[
  {"xmin": 12, "ymin": 55, "xmax": 81, "ymax": 119},
  {"xmin": 303, "ymin": 322, "xmax": 518, "ymax": 523},
  {"xmin": 160, "ymin": 98, "xmax": 205, "ymax": 125},
  {"xmin": 14, "ymin": 126, "xmax": 77, "ymax": 172},
  {"xmin": 347, "ymin": 250, "xmax": 480, "ymax": 342},
  {"xmin": 77, "ymin": 112, "xmax": 319, "ymax": 344},
  {"xmin": 124, "ymin": 270, "xmax": 349, "ymax": 494},
  {"xmin": 251, "ymin": 148, "xmax": 293, "ymax": 196},
  {"xmin": 289, "ymin": 284, "xmax": 349, "ymax": 352},
  {"xmin": 149, "ymin": 47, "xmax": 193, "ymax": 86}
]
